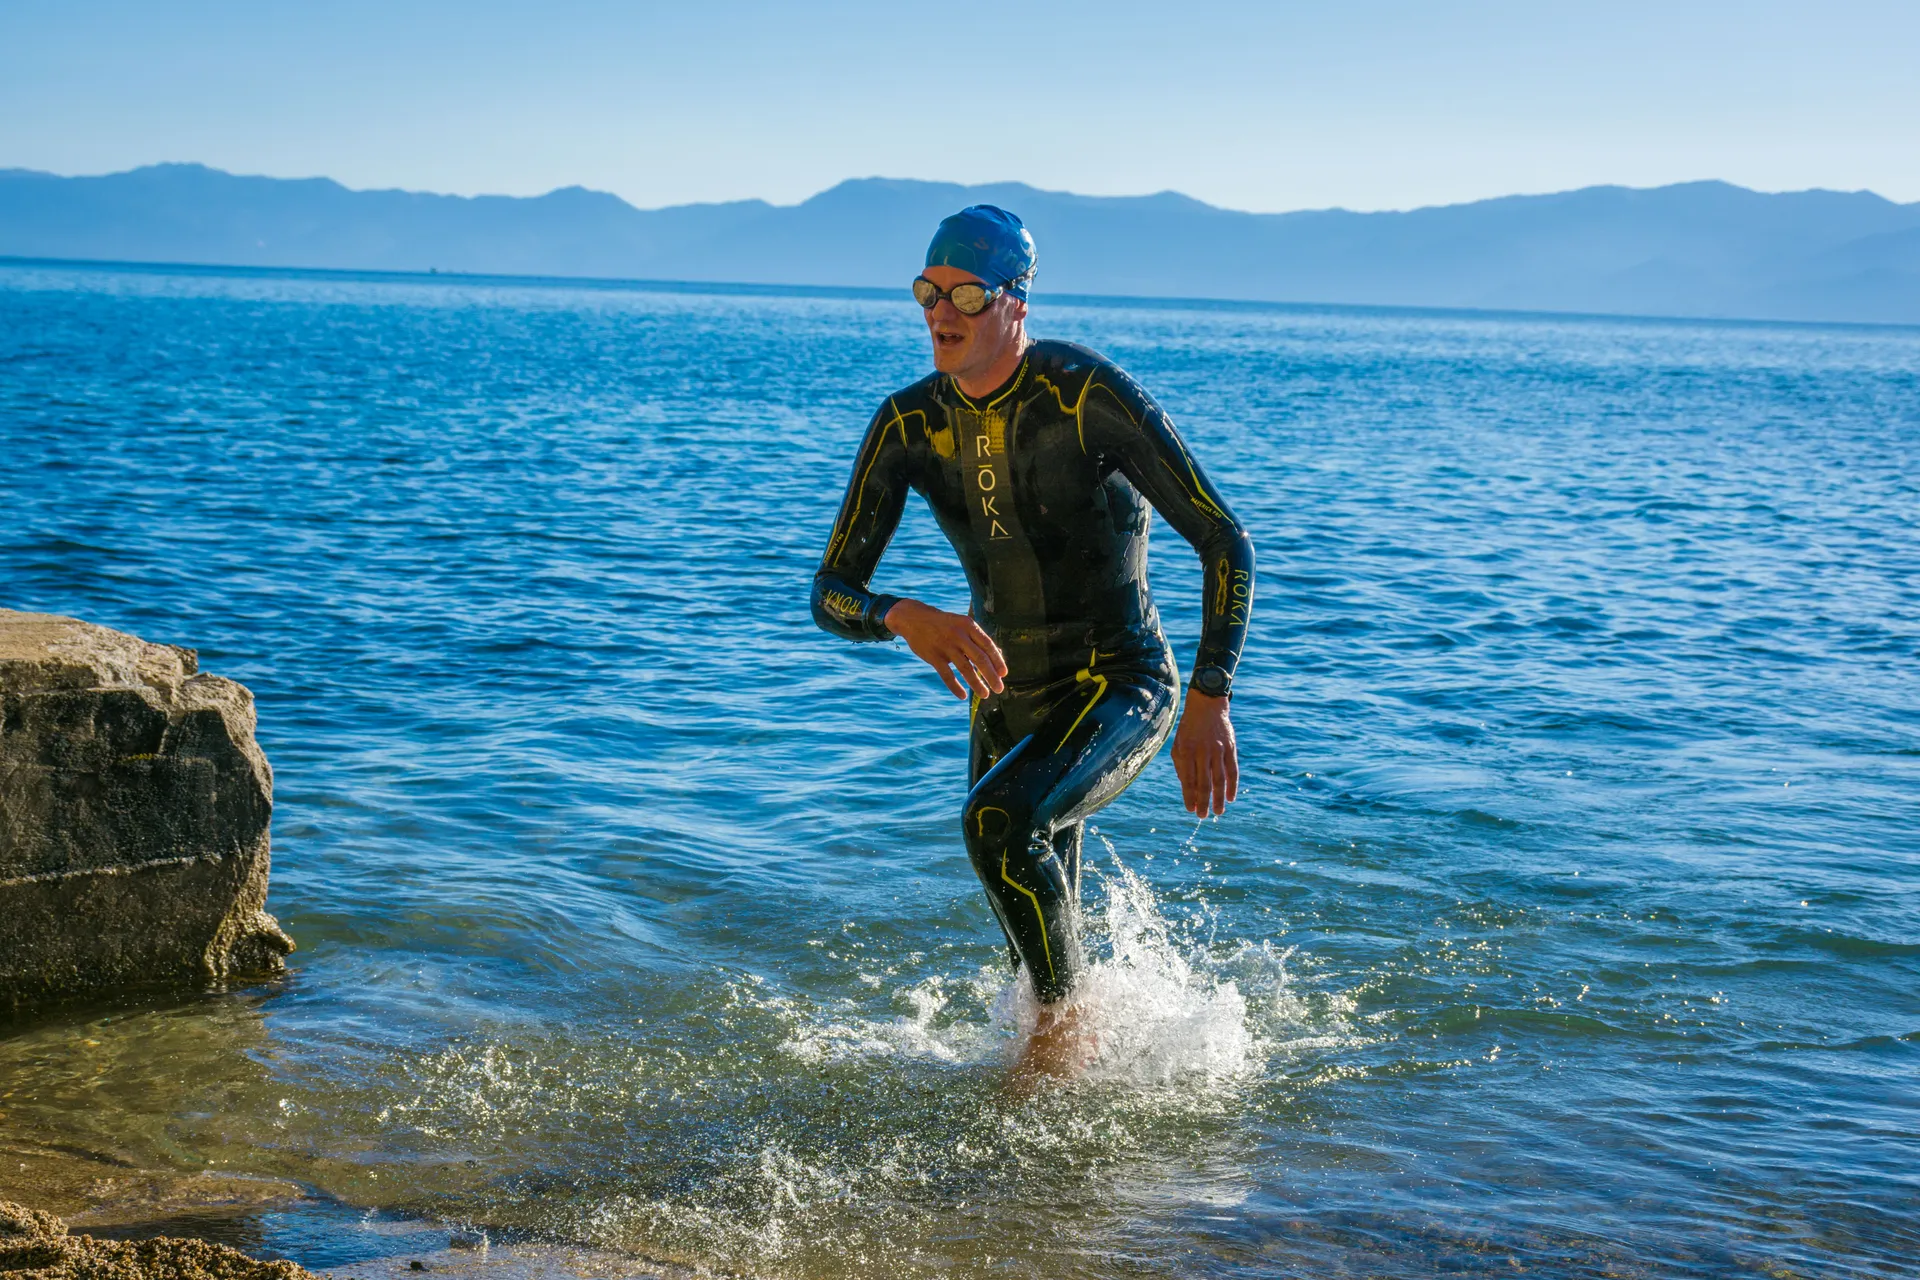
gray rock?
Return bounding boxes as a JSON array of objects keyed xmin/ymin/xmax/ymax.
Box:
[{"xmin": 0, "ymin": 610, "xmax": 292, "ymax": 1013}]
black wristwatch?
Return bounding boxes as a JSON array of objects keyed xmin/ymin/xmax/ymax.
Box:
[{"xmin": 1191, "ymin": 664, "xmax": 1233, "ymax": 699}]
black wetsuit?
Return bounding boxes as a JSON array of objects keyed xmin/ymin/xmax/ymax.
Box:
[{"xmin": 812, "ymin": 339, "xmax": 1254, "ymax": 1001}]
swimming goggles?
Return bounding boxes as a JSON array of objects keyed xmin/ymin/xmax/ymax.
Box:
[{"xmin": 911, "ymin": 271, "xmax": 1032, "ymax": 316}]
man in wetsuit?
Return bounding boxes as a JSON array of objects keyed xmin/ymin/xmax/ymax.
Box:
[{"xmin": 811, "ymin": 206, "xmax": 1253, "ymax": 1071}]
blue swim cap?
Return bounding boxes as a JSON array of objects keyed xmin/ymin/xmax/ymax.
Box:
[{"xmin": 925, "ymin": 205, "xmax": 1036, "ymax": 300}]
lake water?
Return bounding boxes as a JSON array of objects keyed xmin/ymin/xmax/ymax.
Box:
[{"xmin": 2, "ymin": 260, "xmax": 1917, "ymax": 1279}]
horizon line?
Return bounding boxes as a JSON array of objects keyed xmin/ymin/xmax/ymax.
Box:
[
  {"xmin": 3, "ymin": 161, "xmax": 1910, "ymax": 219},
  {"xmin": 5, "ymin": 253, "xmax": 1915, "ymax": 337}
]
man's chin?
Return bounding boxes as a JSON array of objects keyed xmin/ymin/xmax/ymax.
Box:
[{"xmin": 931, "ymin": 341, "xmax": 970, "ymax": 372}]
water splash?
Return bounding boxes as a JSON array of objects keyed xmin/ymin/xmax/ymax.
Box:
[
  {"xmin": 780, "ymin": 833, "xmax": 1329, "ymax": 1093},
  {"xmin": 995, "ymin": 839, "xmax": 1262, "ymax": 1086},
  {"xmin": 776, "ymin": 968, "xmax": 1005, "ymax": 1066}
]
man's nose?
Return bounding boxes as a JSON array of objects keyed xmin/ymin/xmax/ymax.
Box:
[{"xmin": 930, "ymin": 297, "xmax": 966, "ymax": 325}]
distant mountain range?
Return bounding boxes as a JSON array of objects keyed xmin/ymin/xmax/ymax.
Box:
[{"xmin": 4, "ymin": 163, "xmax": 1918, "ymax": 324}]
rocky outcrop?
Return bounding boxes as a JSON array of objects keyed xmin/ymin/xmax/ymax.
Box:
[
  {"xmin": 0, "ymin": 1198, "xmax": 314, "ymax": 1280},
  {"xmin": 0, "ymin": 611, "xmax": 292, "ymax": 1013}
]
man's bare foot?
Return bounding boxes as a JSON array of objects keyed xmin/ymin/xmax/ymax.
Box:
[{"xmin": 1007, "ymin": 1001, "xmax": 1097, "ymax": 1093}]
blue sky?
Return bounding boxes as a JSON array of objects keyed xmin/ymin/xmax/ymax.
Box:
[{"xmin": 3, "ymin": 1, "xmax": 1916, "ymax": 211}]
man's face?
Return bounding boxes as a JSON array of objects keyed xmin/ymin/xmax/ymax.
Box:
[{"xmin": 921, "ymin": 265, "xmax": 1028, "ymax": 380}]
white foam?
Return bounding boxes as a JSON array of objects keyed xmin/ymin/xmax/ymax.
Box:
[
  {"xmin": 778, "ymin": 971, "xmax": 1003, "ymax": 1065},
  {"xmin": 778, "ymin": 834, "xmax": 1333, "ymax": 1090}
]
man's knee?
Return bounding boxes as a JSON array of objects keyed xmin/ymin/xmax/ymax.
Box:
[{"xmin": 962, "ymin": 780, "xmax": 1031, "ymax": 863}]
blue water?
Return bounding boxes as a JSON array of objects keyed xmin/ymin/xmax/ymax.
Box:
[{"xmin": 2, "ymin": 260, "xmax": 1917, "ymax": 1279}]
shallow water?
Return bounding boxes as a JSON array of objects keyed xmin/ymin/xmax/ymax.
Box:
[{"xmin": 2, "ymin": 261, "xmax": 1917, "ymax": 1278}]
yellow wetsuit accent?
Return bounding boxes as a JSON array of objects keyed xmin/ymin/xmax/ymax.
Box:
[
  {"xmin": 1000, "ymin": 850, "xmax": 1053, "ymax": 981},
  {"xmin": 1055, "ymin": 651, "xmax": 1109, "ymax": 752}
]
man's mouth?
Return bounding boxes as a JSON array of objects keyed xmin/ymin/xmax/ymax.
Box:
[{"xmin": 934, "ymin": 329, "xmax": 965, "ymax": 348}]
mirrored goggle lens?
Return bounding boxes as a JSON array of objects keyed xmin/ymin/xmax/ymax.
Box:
[
  {"xmin": 949, "ymin": 284, "xmax": 991, "ymax": 315},
  {"xmin": 911, "ymin": 277, "xmax": 940, "ymax": 308}
]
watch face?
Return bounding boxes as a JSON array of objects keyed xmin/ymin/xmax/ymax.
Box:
[{"xmin": 1196, "ymin": 666, "xmax": 1229, "ymax": 696}]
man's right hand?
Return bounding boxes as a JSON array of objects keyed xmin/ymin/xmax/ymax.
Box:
[{"xmin": 884, "ymin": 599, "xmax": 1008, "ymax": 699}]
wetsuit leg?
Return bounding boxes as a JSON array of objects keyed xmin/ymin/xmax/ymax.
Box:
[{"xmin": 963, "ymin": 666, "xmax": 1176, "ymax": 1002}]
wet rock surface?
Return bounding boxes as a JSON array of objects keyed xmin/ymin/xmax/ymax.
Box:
[
  {"xmin": 0, "ymin": 1198, "xmax": 315, "ymax": 1280},
  {"xmin": 0, "ymin": 611, "xmax": 292, "ymax": 1013}
]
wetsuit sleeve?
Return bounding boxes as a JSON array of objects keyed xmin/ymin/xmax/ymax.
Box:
[
  {"xmin": 1083, "ymin": 370, "xmax": 1255, "ymax": 688},
  {"xmin": 811, "ymin": 398, "xmax": 913, "ymax": 642}
]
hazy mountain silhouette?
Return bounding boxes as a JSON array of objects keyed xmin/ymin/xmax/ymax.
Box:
[{"xmin": 4, "ymin": 163, "xmax": 1917, "ymax": 323}]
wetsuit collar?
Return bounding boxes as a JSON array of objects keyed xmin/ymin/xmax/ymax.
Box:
[{"xmin": 949, "ymin": 354, "xmax": 1029, "ymax": 413}]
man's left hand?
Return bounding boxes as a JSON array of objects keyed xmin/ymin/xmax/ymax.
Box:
[{"xmin": 1171, "ymin": 690, "xmax": 1239, "ymax": 818}]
